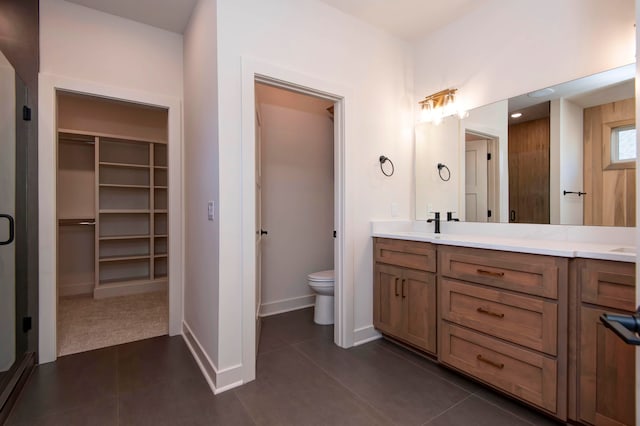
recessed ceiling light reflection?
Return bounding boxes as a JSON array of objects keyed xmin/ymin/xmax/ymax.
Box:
[{"xmin": 511, "ymin": 112, "xmax": 523, "ymax": 118}]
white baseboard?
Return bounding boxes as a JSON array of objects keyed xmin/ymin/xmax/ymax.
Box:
[
  {"xmin": 259, "ymin": 294, "xmax": 315, "ymax": 317},
  {"xmin": 182, "ymin": 321, "xmax": 244, "ymax": 394},
  {"xmin": 353, "ymin": 325, "xmax": 381, "ymax": 346},
  {"xmin": 58, "ymin": 281, "xmax": 93, "ymax": 297},
  {"xmin": 93, "ymin": 279, "xmax": 167, "ymax": 299}
]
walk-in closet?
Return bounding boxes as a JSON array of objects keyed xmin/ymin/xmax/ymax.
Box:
[{"xmin": 56, "ymin": 92, "xmax": 169, "ymax": 356}]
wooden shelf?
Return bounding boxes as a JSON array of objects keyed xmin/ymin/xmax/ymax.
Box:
[
  {"xmin": 99, "ymin": 234, "xmax": 150, "ymax": 241},
  {"xmin": 59, "ymin": 127, "xmax": 166, "ymax": 145},
  {"xmin": 99, "ymin": 161, "xmax": 149, "ymax": 169},
  {"xmin": 100, "ymin": 184, "xmax": 150, "ymax": 189},
  {"xmin": 59, "ymin": 110, "xmax": 168, "ymax": 299},
  {"xmin": 99, "ymin": 254, "xmax": 151, "ymax": 263},
  {"xmin": 99, "ymin": 209, "xmax": 151, "ymax": 214}
]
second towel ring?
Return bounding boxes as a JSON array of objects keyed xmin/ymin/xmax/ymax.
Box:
[
  {"xmin": 379, "ymin": 155, "xmax": 395, "ymax": 177},
  {"xmin": 437, "ymin": 163, "xmax": 451, "ymax": 181}
]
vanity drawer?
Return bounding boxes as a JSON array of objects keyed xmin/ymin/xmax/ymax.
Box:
[
  {"xmin": 441, "ymin": 279, "xmax": 558, "ymax": 355},
  {"xmin": 439, "ymin": 246, "xmax": 561, "ymax": 299},
  {"xmin": 374, "ymin": 238, "xmax": 436, "ymax": 272},
  {"xmin": 580, "ymin": 259, "xmax": 635, "ymax": 312},
  {"xmin": 441, "ymin": 323, "xmax": 557, "ymax": 414}
]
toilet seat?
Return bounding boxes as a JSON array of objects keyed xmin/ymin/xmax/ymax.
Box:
[{"xmin": 308, "ymin": 269, "xmax": 334, "ymax": 282}]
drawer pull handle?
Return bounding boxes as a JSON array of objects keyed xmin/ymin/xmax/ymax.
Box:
[
  {"xmin": 394, "ymin": 278, "xmax": 400, "ymax": 297},
  {"xmin": 476, "ymin": 307, "xmax": 505, "ymax": 319},
  {"xmin": 477, "ymin": 354, "xmax": 504, "ymax": 369},
  {"xmin": 402, "ymin": 279, "xmax": 407, "ymax": 298},
  {"xmin": 477, "ymin": 269, "xmax": 505, "ymax": 278}
]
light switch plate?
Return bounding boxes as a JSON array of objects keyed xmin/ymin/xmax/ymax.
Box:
[{"xmin": 207, "ymin": 201, "xmax": 214, "ymax": 221}]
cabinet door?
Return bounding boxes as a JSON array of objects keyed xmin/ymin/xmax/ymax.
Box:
[
  {"xmin": 579, "ymin": 306, "xmax": 635, "ymax": 426},
  {"xmin": 373, "ymin": 263, "xmax": 403, "ymax": 336},
  {"xmin": 401, "ymin": 269, "xmax": 436, "ymax": 354}
]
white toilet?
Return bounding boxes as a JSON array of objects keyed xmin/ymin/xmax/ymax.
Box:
[{"xmin": 307, "ymin": 269, "xmax": 334, "ymax": 325}]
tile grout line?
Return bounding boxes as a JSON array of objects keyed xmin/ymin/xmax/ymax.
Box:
[
  {"xmin": 471, "ymin": 391, "xmax": 543, "ymax": 426},
  {"xmin": 290, "ymin": 341, "xmax": 396, "ymax": 425},
  {"xmin": 375, "ymin": 341, "xmax": 475, "ymax": 394},
  {"xmin": 230, "ymin": 390, "xmax": 260, "ymax": 426},
  {"xmin": 421, "ymin": 394, "xmax": 474, "ymax": 425},
  {"xmin": 377, "ymin": 342, "xmax": 546, "ymax": 425}
]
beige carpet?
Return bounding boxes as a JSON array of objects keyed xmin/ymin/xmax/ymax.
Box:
[{"xmin": 57, "ymin": 290, "xmax": 169, "ymax": 357}]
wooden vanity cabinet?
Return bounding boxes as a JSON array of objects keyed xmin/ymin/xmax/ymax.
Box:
[
  {"xmin": 438, "ymin": 245, "xmax": 568, "ymax": 419},
  {"xmin": 574, "ymin": 259, "xmax": 636, "ymax": 426},
  {"xmin": 373, "ymin": 238, "xmax": 437, "ymax": 354}
]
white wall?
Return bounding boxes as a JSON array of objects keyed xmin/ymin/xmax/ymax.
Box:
[
  {"xmin": 182, "ymin": 0, "xmax": 221, "ymax": 374},
  {"xmin": 550, "ymin": 98, "xmax": 584, "ymax": 225},
  {"xmin": 40, "ymin": 0, "xmax": 183, "ymax": 97},
  {"xmin": 459, "ymin": 100, "xmax": 508, "ymax": 222},
  {"xmin": 210, "ymin": 0, "xmax": 414, "ymax": 379},
  {"xmin": 257, "ymin": 84, "xmax": 334, "ymax": 316},
  {"xmin": 38, "ymin": 0, "xmax": 184, "ymax": 363},
  {"xmin": 414, "ymin": 0, "xmax": 636, "ymax": 111},
  {"xmin": 0, "ymin": 56, "xmax": 15, "ymax": 372},
  {"xmin": 415, "ymin": 117, "xmax": 460, "ymax": 220}
]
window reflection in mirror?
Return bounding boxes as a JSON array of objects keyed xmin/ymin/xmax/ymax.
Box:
[{"xmin": 438, "ymin": 63, "xmax": 636, "ymax": 227}]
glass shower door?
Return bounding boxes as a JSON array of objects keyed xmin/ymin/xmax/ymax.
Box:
[
  {"xmin": 0, "ymin": 50, "xmax": 17, "ymax": 391},
  {"xmin": 0, "ymin": 50, "xmax": 30, "ymax": 418}
]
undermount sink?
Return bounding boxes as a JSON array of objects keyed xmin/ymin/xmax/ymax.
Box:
[{"xmin": 610, "ymin": 247, "xmax": 636, "ymax": 254}]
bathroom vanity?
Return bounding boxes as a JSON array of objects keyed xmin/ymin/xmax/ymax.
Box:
[{"xmin": 372, "ymin": 227, "xmax": 635, "ymax": 424}]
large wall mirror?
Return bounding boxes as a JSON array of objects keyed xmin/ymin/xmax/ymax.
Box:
[{"xmin": 416, "ymin": 63, "xmax": 636, "ymax": 227}]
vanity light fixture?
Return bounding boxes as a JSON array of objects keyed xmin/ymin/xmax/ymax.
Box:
[
  {"xmin": 511, "ymin": 112, "xmax": 523, "ymax": 118},
  {"xmin": 419, "ymin": 88, "xmax": 467, "ymax": 124}
]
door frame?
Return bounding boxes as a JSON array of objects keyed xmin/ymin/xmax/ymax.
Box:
[
  {"xmin": 241, "ymin": 57, "xmax": 351, "ymax": 383},
  {"xmin": 38, "ymin": 73, "xmax": 184, "ymax": 363},
  {"xmin": 464, "ymin": 130, "xmax": 500, "ymax": 222}
]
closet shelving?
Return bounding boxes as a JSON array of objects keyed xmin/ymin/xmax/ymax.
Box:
[{"xmin": 58, "ymin": 128, "xmax": 168, "ymax": 299}]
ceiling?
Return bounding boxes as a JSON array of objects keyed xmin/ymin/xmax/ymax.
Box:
[
  {"xmin": 66, "ymin": 0, "xmax": 487, "ymax": 40},
  {"xmin": 507, "ymin": 64, "xmax": 635, "ymax": 124},
  {"xmin": 316, "ymin": 0, "xmax": 492, "ymax": 41},
  {"xmin": 65, "ymin": 0, "xmax": 198, "ymax": 34}
]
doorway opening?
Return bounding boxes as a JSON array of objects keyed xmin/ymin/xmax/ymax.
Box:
[
  {"xmin": 464, "ymin": 131, "xmax": 500, "ymax": 222},
  {"xmin": 55, "ymin": 91, "xmax": 170, "ymax": 356},
  {"xmin": 254, "ymin": 82, "xmax": 336, "ymax": 349}
]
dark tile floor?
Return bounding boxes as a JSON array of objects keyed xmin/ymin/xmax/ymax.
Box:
[{"xmin": 6, "ymin": 308, "xmax": 562, "ymax": 425}]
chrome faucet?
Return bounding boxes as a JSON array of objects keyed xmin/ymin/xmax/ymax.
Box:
[{"xmin": 427, "ymin": 212, "xmax": 440, "ymax": 234}]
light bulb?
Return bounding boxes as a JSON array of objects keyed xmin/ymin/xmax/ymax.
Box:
[{"xmin": 443, "ymin": 93, "xmax": 456, "ymax": 116}]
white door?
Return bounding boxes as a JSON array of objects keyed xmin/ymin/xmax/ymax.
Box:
[
  {"xmin": 255, "ymin": 102, "xmax": 263, "ymax": 355},
  {"xmin": 465, "ymin": 139, "xmax": 488, "ymax": 222},
  {"xmin": 0, "ymin": 54, "xmax": 16, "ymax": 374}
]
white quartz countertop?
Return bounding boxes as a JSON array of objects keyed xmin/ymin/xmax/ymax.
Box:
[{"xmin": 372, "ymin": 230, "xmax": 636, "ymax": 263}]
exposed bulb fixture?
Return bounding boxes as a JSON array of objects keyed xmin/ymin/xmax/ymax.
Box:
[
  {"xmin": 418, "ymin": 88, "xmax": 466, "ymax": 124},
  {"xmin": 511, "ymin": 112, "xmax": 523, "ymax": 118}
]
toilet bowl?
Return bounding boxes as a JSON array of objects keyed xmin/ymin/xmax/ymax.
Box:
[{"xmin": 307, "ymin": 269, "xmax": 334, "ymax": 325}]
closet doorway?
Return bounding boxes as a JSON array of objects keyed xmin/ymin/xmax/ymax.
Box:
[{"xmin": 55, "ymin": 92, "xmax": 170, "ymax": 356}]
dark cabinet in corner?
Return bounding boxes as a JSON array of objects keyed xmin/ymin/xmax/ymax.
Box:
[{"xmin": 373, "ymin": 238, "xmax": 437, "ymax": 354}]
